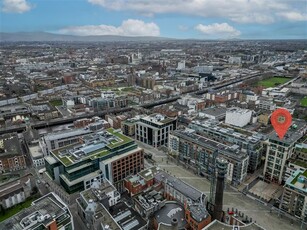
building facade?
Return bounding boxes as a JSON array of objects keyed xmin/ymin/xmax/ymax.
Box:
[
  {"xmin": 281, "ymin": 169, "xmax": 307, "ymax": 222},
  {"xmin": 168, "ymin": 129, "xmax": 249, "ymax": 186},
  {"xmin": 263, "ymin": 120, "xmax": 306, "ymax": 184},
  {"xmin": 136, "ymin": 114, "xmax": 177, "ymax": 148}
]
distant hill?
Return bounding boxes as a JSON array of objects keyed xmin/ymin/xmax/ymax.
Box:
[{"xmin": 0, "ymin": 32, "xmax": 172, "ymax": 42}]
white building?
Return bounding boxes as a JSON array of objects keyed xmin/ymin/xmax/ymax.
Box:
[
  {"xmin": 101, "ymin": 91, "xmax": 115, "ymax": 99},
  {"xmin": 225, "ymin": 107, "xmax": 252, "ymax": 127},
  {"xmin": 29, "ymin": 144, "xmax": 45, "ymax": 168}
]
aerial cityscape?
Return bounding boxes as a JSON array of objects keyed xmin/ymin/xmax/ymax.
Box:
[{"xmin": 0, "ymin": 1, "xmax": 307, "ymax": 230}]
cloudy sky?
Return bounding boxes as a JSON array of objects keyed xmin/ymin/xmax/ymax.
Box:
[{"xmin": 1, "ymin": 0, "xmax": 306, "ymax": 39}]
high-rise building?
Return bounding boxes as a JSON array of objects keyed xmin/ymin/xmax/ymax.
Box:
[
  {"xmin": 263, "ymin": 119, "xmax": 306, "ymax": 184},
  {"xmin": 45, "ymin": 128, "xmax": 144, "ymax": 193}
]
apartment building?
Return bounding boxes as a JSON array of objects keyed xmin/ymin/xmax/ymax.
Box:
[
  {"xmin": 263, "ymin": 119, "xmax": 306, "ymax": 184},
  {"xmin": 136, "ymin": 113, "xmax": 177, "ymax": 148},
  {"xmin": 281, "ymin": 169, "xmax": 307, "ymax": 222},
  {"xmin": 189, "ymin": 120, "xmax": 263, "ymax": 173},
  {"xmin": 169, "ymin": 129, "xmax": 249, "ymax": 186}
]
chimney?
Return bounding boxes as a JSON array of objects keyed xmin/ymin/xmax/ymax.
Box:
[
  {"xmin": 171, "ymin": 218, "xmax": 178, "ymax": 230},
  {"xmin": 213, "ymin": 157, "xmax": 228, "ymax": 221}
]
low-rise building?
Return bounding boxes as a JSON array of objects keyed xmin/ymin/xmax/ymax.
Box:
[
  {"xmin": 0, "ymin": 133, "xmax": 26, "ymax": 172},
  {"xmin": 225, "ymin": 107, "xmax": 252, "ymax": 128},
  {"xmin": 0, "ymin": 192, "xmax": 73, "ymax": 230},
  {"xmin": 0, "ymin": 173, "xmax": 34, "ymax": 209}
]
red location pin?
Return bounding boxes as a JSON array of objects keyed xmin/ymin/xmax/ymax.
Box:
[{"xmin": 271, "ymin": 108, "xmax": 292, "ymax": 140}]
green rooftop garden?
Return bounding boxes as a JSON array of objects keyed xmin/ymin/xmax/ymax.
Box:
[
  {"xmin": 300, "ymin": 97, "xmax": 307, "ymax": 107},
  {"xmin": 49, "ymin": 99, "xmax": 63, "ymax": 107},
  {"xmin": 52, "ymin": 128, "xmax": 133, "ymax": 165},
  {"xmin": 291, "ymin": 170, "xmax": 307, "ymax": 185}
]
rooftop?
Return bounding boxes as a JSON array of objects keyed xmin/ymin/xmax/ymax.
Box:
[
  {"xmin": 154, "ymin": 202, "xmax": 187, "ymax": 229},
  {"xmin": 51, "ymin": 128, "xmax": 134, "ymax": 166},
  {"xmin": 0, "ymin": 193, "xmax": 71, "ymax": 230},
  {"xmin": 155, "ymin": 170, "xmax": 204, "ymax": 202},
  {"xmin": 268, "ymin": 119, "xmax": 306, "ymax": 145},
  {"xmin": 110, "ymin": 201, "xmax": 147, "ymax": 230},
  {"xmin": 172, "ymin": 129, "xmax": 249, "ymax": 162},
  {"xmin": 286, "ymin": 169, "xmax": 307, "ymax": 193},
  {"xmin": 43, "ymin": 128, "xmax": 92, "ymax": 141},
  {"xmin": 140, "ymin": 113, "xmax": 176, "ymax": 126}
]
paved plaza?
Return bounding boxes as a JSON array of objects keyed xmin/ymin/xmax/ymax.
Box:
[
  {"xmin": 137, "ymin": 141, "xmax": 304, "ymax": 230},
  {"xmin": 249, "ymin": 180, "xmax": 283, "ymax": 202}
]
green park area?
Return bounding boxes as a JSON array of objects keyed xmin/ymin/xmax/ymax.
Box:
[
  {"xmin": 300, "ymin": 97, "xmax": 307, "ymax": 107},
  {"xmin": 256, "ymin": 77, "xmax": 290, "ymax": 88}
]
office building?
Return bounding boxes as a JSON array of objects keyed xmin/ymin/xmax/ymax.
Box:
[
  {"xmin": 45, "ymin": 128, "xmax": 144, "ymax": 193},
  {"xmin": 136, "ymin": 114, "xmax": 177, "ymax": 148},
  {"xmin": 0, "ymin": 193, "xmax": 73, "ymax": 230},
  {"xmin": 263, "ymin": 120, "xmax": 306, "ymax": 184},
  {"xmin": 168, "ymin": 129, "xmax": 249, "ymax": 185},
  {"xmin": 281, "ymin": 169, "xmax": 307, "ymax": 222},
  {"xmin": 40, "ymin": 128, "xmax": 93, "ymax": 156},
  {"xmin": 189, "ymin": 119, "xmax": 263, "ymax": 172}
]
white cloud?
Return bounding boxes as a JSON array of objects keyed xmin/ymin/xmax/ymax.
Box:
[
  {"xmin": 58, "ymin": 19, "xmax": 160, "ymax": 36},
  {"xmin": 278, "ymin": 12, "xmax": 307, "ymax": 21},
  {"xmin": 88, "ymin": 0, "xmax": 307, "ymax": 24},
  {"xmin": 178, "ymin": 25, "xmax": 189, "ymax": 31},
  {"xmin": 2, "ymin": 0, "xmax": 32, "ymax": 13},
  {"xmin": 195, "ymin": 23, "xmax": 241, "ymax": 38}
]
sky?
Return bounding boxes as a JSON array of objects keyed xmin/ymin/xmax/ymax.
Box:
[{"xmin": 1, "ymin": 0, "xmax": 307, "ymax": 39}]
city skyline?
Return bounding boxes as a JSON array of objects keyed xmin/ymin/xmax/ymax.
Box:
[{"xmin": 1, "ymin": 0, "xmax": 307, "ymax": 39}]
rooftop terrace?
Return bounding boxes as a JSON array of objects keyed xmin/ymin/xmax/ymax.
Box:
[{"xmin": 51, "ymin": 128, "xmax": 134, "ymax": 166}]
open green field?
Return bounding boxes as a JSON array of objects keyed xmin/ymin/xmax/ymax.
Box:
[
  {"xmin": 49, "ymin": 99, "xmax": 63, "ymax": 106},
  {"xmin": 300, "ymin": 97, "xmax": 307, "ymax": 107},
  {"xmin": 256, "ymin": 77, "xmax": 291, "ymax": 88}
]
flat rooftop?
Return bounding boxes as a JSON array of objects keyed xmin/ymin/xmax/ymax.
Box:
[
  {"xmin": 172, "ymin": 129, "xmax": 249, "ymax": 161},
  {"xmin": 110, "ymin": 201, "xmax": 147, "ymax": 230},
  {"xmin": 140, "ymin": 113, "xmax": 176, "ymax": 126},
  {"xmin": 154, "ymin": 202, "xmax": 187, "ymax": 229},
  {"xmin": 268, "ymin": 119, "xmax": 306, "ymax": 145},
  {"xmin": 51, "ymin": 128, "xmax": 134, "ymax": 166},
  {"xmin": 286, "ymin": 169, "xmax": 307, "ymax": 193},
  {"xmin": 0, "ymin": 193, "xmax": 71, "ymax": 230}
]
